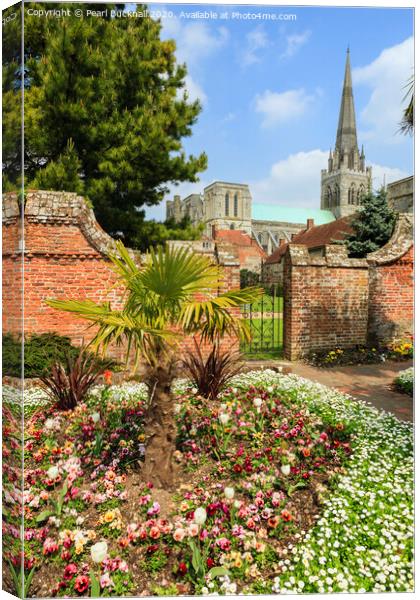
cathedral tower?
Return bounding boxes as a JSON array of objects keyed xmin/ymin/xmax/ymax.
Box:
[{"xmin": 321, "ymin": 49, "xmax": 372, "ymax": 219}]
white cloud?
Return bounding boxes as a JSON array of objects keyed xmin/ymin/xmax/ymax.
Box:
[
  {"xmin": 242, "ymin": 26, "xmax": 269, "ymax": 66},
  {"xmin": 162, "ymin": 19, "xmax": 228, "ymax": 67},
  {"xmin": 255, "ymin": 88, "xmax": 315, "ymax": 127},
  {"xmin": 353, "ymin": 37, "xmax": 414, "ymax": 144},
  {"xmin": 160, "ymin": 18, "xmax": 228, "ymax": 108},
  {"xmin": 250, "ymin": 149, "xmax": 408, "ymax": 207},
  {"xmin": 180, "ymin": 75, "xmax": 207, "ymax": 104},
  {"xmin": 280, "ymin": 30, "xmax": 311, "ymax": 60}
]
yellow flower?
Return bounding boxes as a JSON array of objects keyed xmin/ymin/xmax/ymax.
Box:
[
  {"xmin": 233, "ymin": 557, "xmax": 243, "ymax": 568},
  {"xmin": 75, "ymin": 543, "xmax": 84, "ymax": 555},
  {"xmin": 138, "ymin": 434, "xmax": 145, "ymax": 442},
  {"xmin": 102, "ymin": 510, "xmax": 115, "ymax": 524}
]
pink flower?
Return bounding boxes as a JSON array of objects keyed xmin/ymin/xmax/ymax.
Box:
[
  {"xmin": 216, "ymin": 537, "xmax": 231, "ymax": 551},
  {"xmin": 173, "ymin": 528, "xmax": 185, "ymax": 542},
  {"xmin": 149, "ymin": 526, "xmax": 160, "ymax": 540},
  {"xmin": 187, "ymin": 523, "xmax": 199, "ymax": 537},
  {"xmin": 147, "ymin": 502, "xmax": 161, "ymax": 516},
  {"xmin": 43, "ymin": 537, "xmax": 59, "ymax": 556},
  {"xmin": 70, "ymin": 487, "xmax": 80, "ymax": 499},
  {"xmin": 100, "ymin": 573, "xmax": 114, "ymax": 588},
  {"xmin": 63, "ymin": 564, "xmax": 78, "ymax": 581}
]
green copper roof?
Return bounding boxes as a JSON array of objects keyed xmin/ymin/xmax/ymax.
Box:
[{"xmin": 252, "ymin": 204, "xmax": 336, "ymax": 225}]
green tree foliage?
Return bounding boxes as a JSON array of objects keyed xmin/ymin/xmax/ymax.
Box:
[
  {"xmin": 3, "ymin": 3, "xmax": 207, "ymax": 247},
  {"xmin": 345, "ymin": 188, "xmax": 396, "ymax": 258},
  {"xmin": 133, "ymin": 216, "xmax": 204, "ymax": 252}
]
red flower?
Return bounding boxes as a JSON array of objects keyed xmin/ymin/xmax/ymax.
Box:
[
  {"xmin": 74, "ymin": 575, "xmax": 90, "ymax": 594},
  {"xmin": 63, "ymin": 564, "xmax": 78, "ymax": 581},
  {"xmin": 178, "ymin": 562, "xmax": 188, "ymax": 575},
  {"xmin": 103, "ymin": 370, "xmax": 113, "ymax": 385},
  {"xmin": 281, "ymin": 509, "xmax": 293, "ymax": 522},
  {"xmin": 233, "ymin": 464, "xmax": 242, "ymax": 473},
  {"xmin": 207, "ymin": 557, "xmax": 215, "ymax": 568}
]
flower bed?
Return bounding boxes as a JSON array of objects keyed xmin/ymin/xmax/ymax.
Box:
[
  {"xmin": 2, "ymin": 371, "xmax": 413, "ymax": 596},
  {"xmin": 394, "ymin": 367, "xmax": 414, "ymax": 396},
  {"xmin": 306, "ymin": 338, "xmax": 413, "ymax": 368}
]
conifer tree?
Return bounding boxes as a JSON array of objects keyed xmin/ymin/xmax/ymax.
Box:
[
  {"xmin": 345, "ymin": 188, "xmax": 396, "ymax": 258},
  {"xmin": 3, "ymin": 3, "xmax": 207, "ymax": 247}
]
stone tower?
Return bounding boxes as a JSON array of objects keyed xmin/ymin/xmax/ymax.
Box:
[
  {"xmin": 321, "ymin": 49, "xmax": 372, "ymax": 219},
  {"xmin": 203, "ymin": 181, "xmax": 252, "ymax": 236}
]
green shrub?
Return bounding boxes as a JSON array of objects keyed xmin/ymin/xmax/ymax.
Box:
[{"xmin": 2, "ymin": 333, "xmax": 114, "ymax": 378}]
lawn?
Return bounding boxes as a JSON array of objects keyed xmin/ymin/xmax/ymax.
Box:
[
  {"xmin": 2, "ymin": 370, "xmax": 413, "ymax": 596},
  {"xmin": 240, "ymin": 318, "xmax": 283, "ymax": 359}
]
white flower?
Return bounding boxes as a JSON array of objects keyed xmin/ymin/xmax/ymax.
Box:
[
  {"xmin": 253, "ymin": 397, "xmax": 263, "ymax": 411},
  {"xmin": 91, "ymin": 412, "xmax": 100, "ymax": 423},
  {"xmin": 91, "ymin": 541, "xmax": 108, "ymax": 563},
  {"xmin": 47, "ymin": 466, "xmax": 59, "ymax": 480},
  {"xmin": 44, "ymin": 419, "xmax": 55, "ymax": 430},
  {"xmin": 193, "ymin": 507, "xmax": 207, "ymax": 526},
  {"xmin": 281, "ymin": 464, "xmax": 291, "ymax": 476},
  {"xmin": 224, "ymin": 487, "xmax": 235, "ymax": 500},
  {"xmin": 219, "ymin": 413, "xmax": 230, "ymax": 425}
]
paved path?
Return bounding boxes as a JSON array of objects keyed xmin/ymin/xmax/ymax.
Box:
[{"xmin": 245, "ymin": 360, "xmax": 413, "ymax": 422}]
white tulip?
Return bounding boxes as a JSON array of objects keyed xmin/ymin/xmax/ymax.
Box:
[
  {"xmin": 91, "ymin": 412, "xmax": 100, "ymax": 423},
  {"xmin": 91, "ymin": 541, "xmax": 108, "ymax": 563},
  {"xmin": 281, "ymin": 464, "xmax": 291, "ymax": 476},
  {"xmin": 193, "ymin": 507, "xmax": 207, "ymax": 526},
  {"xmin": 47, "ymin": 466, "xmax": 59, "ymax": 480},
  {"xmin": 219, "ymin": 413, "xmax": 230, "ymax": 425},
  {"xmin": 224, "ymin": 487, "xmax": 235, "ymax": 500}
]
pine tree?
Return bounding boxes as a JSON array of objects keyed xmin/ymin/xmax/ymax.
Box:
[
  {"xmin": 4, "ymin": 3, "xmax": 207, "ymax": 247},
  {"xmin": 345, "ymin": 188, "xmax": 396, "ymax": 258}
]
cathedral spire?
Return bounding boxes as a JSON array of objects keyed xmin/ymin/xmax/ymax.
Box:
[{"xmin": 335, "ymin": 48, "xmax": 358, "ymax": 154}]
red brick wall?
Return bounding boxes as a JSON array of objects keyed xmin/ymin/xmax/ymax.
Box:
[
  {"xmin": 2, "ymin": 191, "xmax": 240, "ymax": 364},
  {"xmin": 283, "ymin": 245, "xmax": 369, "ymax": 360},
  {"xmin": 368, "ymin": 244, "xmax": 414, "ymax": 345},
  {"xmin": 283, "ymin": 213, "xmax": 413, "ymax": 361}
]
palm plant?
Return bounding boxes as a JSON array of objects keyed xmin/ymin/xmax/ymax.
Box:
[
  {"xmin": 400, "ymin": 74, "xmax": 414, "ymax": 136},
  {"xmin": 47, "ymin": 242, "xmax": 261, "ymax": 487}
]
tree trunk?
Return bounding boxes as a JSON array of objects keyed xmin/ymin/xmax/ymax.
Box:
[{"xmin": 142, "ymin": 362, "xmax": 178, "ymax": 489}]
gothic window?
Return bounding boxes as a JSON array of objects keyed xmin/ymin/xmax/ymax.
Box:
[
  {"xmin": 348, "ymin": 184, "xmax": 356, "ymax": 205},
  {"xmin": 230, "ymin": 223, "xmax": 235, "ymax": 230},
  {"xmin": 334, "ymin": 184, "xmax": 340, "ymax": 206},
  {"xmin": 225, "ymin": 193, "xmax": 229, "ymax": 216},
  {"xmin": 326, "ymin": 186, "xmax": 332, "ymax": 208},
  {"xmin": 357, "ymin": 185, "xmax": 365, "ymax": 205},
  {"xmin": 234, "ymin": 193, "xmax": 238, "ymax": 217}
]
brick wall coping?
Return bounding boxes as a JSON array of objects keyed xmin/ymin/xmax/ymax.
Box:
[
  {"xmin": 286, "ymin": 243, "xmax": 368, "ymax": 268},
  {"xmin": 366, "ymin": 213, "xmax": 413, "ymax": 266},
  {"xmin": 2, "ymin": 190, "xmax": 116, "ymax": 257}
]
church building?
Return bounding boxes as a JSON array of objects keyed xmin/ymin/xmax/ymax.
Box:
[
  {"xmin": 166, "ymin": 50, "xmax": 371, "ymax": 257},
  {"xmin": 321, "ymin": 48, "xmax": 372, "ymax": 218}
]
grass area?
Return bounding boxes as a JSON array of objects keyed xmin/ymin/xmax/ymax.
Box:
[{"xmin": 241, "ymin": 317, "xmax": 283, "ymax": 359}]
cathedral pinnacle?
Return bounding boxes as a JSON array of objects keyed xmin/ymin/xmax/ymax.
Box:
[{"xmin": 335, "ymin": 48, "xmax": 358, "ymax": 155}]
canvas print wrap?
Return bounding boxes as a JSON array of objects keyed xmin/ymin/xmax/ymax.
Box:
[{"xmin": 1, "ymin": 1, "xmax": 414, "ymax": 597}]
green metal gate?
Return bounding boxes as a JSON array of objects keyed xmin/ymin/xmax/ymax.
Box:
[{"xmin": 240, "ymin": 289, "xmax": 283, "ymax": 357}]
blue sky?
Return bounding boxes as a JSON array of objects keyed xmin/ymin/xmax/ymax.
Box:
[{"xmin": 140, "ymin": 3, "xmax": 414, "ymax": 220}]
